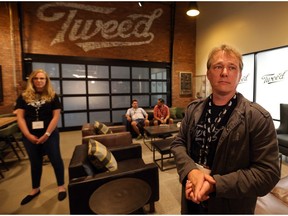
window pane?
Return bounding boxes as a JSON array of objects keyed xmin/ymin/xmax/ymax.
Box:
[
  {"xmin": 151, "ymin": 81, "xmax": 167, "ymax": 93},
  {"xmin": 237, "ymin": 54, "xmax": 254, "ymax": 101},
  {"xmin": 132, "ymin": 81, "xmax": 149, "ymax": 93},
  {"xmin": 88, "ymin": 65, "xmax": 109, "ymax": 78},
  {"xmin": 63, "ymin": 81, "xmax": 86, "ymax": 94},
  {"xmin": 64, "ymin": 113, "xmax": 87, "ymax": 127},
  {"xmin": 112, "ymin": 110, "xmax": 126, "ymax": 123},
  {"xmin": 111, "ymin": 81, "xmax": 130, "ymax": 93},
  {"xmin": 89, "ymin": 111, "xmax": 110, "ymax": 123},
  {"xmin": 274, "ymin": 120, "xmax": 280, "ymax": 129},
  {"xmin": 111, "ymin": 66, "xmax": 130, "ymax": 79},
  {"xmin": 89, "ymin": 96, "xmax": 110, "ymax": 109},
  {"xmin": 63, "ymin": 97, "xmax": 87, "ymax": 110},
  {"xmin": 62, "ymin": 64, "xmax": 85, "ymax": 78},
  {"xmin": 151, "ymin": 68, "xmax": 167, "ymax": 79},
  {"xmin": 255, "ymin": 47, "xmax": 288, "ymax": 120},
  {"xmin": 51, "ymin": 80, "xmax": 60, "ymax": 94},
  {"xmin": 32, "ymin": 62, "xmax": 59, "ymax": 77},
  {"xmin": 158, "ymin": 81, "xmax": 167, "ymax": 92},
  {"xmin": 132, "ymin": 67, "xmax": 149, "ymax": 79},
  {"xmin": 30, "ymin": 57, "xmax": 171, "ymax": 128},
  {"xmin": 132, "ymin": 95, "xmax": 150, "ymax": 107},
  {"xmin": 112, "ymin": 96, "xmax": 130, "ymax": 108},
  {"xmin": 88, "ymin": 81, "xmax": 109, "ymax": 94}
]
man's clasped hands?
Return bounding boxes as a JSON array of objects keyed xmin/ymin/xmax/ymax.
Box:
[{"xmin": 185, "ymin": 168, "xmax": 216, "ymax": 204}]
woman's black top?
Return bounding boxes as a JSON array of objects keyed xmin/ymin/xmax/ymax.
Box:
[{"xmin": 16, "ymin": 94, "xmax": 62, "ymax": 137}]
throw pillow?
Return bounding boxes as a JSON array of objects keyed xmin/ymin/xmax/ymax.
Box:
[
  {"xmin": 94, "ymin": 121, "xmax": 113, "ymax": 135},
  {"xmin": 176, "ymin": 107, "xmax": 184, "ymax": 119},
  {"xmin": 88, "ymin": 139, "xmax": 118, "ymax": 172},
  {"xmin": 169, "ymin": 107, "xmax": 177, "ymax": 119}
]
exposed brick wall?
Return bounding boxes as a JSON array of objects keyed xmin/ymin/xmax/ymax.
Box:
[
  {"xmin": 171, "ymin": 3, "xmax": 196, "ymax": 107},
  {"xmin": 0, "ymin": 3, "xmax": 22, "ymax": 113},
  {"xmin": 0, "ymin": 2, "xmax": 195, "ymax": 113}
]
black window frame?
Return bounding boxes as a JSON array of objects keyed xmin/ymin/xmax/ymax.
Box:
[{"xmin": 23, "ymin": 54, "xmax": 171, "ymax": 131}]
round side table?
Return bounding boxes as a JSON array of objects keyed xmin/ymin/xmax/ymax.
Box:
[{"xmin": 89, "ymin": 177, "xmax": 151, "ymax": 214}]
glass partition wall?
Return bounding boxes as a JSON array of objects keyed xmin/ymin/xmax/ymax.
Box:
[
  {"xmin": 239, "ymin": 46, "xmax": 288, "ymax": 129},
  {"xmin": 27, "ymin": 55, "xmax": 171, "ymax": 130}
]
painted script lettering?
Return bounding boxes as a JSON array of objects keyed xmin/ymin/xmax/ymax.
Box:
[
  {"xmin": 239, "ymin": 74, "xmax": 249, "ymax": 84},
  {"xmin": 36, "ymin": 3, "xmax": 163, "ymax": 51},
  {"xmin": 262, "ymin": 71, "xmax": 287, "ymax": 84}
]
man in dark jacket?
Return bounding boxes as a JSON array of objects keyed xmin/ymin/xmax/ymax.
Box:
[{"xmin": 171, "ymin": 44, "xmax": 280, "ymax": 214}]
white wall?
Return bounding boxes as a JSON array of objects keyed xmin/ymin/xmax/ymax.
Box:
[{"xmin": 196, "ymin": 2, "xmax": 288, "ymax": 75}]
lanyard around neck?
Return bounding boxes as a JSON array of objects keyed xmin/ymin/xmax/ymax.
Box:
[{"xmin": 198, "ymin": 94, "xmax": 237, "ymax": 166}]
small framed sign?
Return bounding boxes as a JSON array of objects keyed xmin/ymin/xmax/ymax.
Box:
[{"xmin": 179, "ymin": 72, "xmax": 192, "ymax": 96}]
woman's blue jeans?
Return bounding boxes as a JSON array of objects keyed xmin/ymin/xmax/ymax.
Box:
[{"xmin": 23, "ymin": 129, "xmax": 65, "ymax": 189}]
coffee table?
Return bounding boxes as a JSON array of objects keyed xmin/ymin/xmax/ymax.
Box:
[
  {"xmin": 143, "ymin": 124, "xmax": 179, "ymax": 150},
  {"xmin": 89, "ymin": 178, "xmax": 151, "ymax": 214}
]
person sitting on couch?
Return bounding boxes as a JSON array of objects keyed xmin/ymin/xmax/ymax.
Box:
[
  {"xmin": 153, "ymin": 98, "xmax": 174, "ymax": 126},
  {"xmin": 125, "ymin": 99, "xmax": 149, "ymax": 140}
]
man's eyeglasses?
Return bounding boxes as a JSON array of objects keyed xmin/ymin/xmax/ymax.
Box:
[
  {"xmin": 211, "ymin": 64, "xmax": 238, "ymax": 73},
  {"xmin": 33, "ymin": 77, "xmax": 46, "ymax": 81}
]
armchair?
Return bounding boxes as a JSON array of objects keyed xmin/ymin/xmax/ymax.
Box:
[
  {"xmin": 122, "ymin": 115, "xmax": 149, "ymax": 138},
  {"xmin": 276, "ymin": 104, "xmax": 288, "ymax": 156},
  {"xmin": 68, "ymin": 143, "xmax": 159, "ymax": 214}
]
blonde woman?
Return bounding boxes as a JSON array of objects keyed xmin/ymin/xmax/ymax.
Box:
[{"xmin": 16, "ymin": 69, "xmax": 66, "ymax": 205}]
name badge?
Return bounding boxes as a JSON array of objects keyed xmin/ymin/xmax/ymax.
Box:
[
  {"xmin": 196, "ymin": 163, "xmax": 211, "ymax": 175},
  {"xmin": 32, "ymin": 121, "xmax": 44, "ymax": 129}
]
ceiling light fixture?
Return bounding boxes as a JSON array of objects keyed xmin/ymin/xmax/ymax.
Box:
[
  {"xmin": 138, "ymin": 2, "xmax": 142, "ymax": 7},
  {"xmin": 186, "ymin": 2, "xmax": 200, "ymax": 17}
]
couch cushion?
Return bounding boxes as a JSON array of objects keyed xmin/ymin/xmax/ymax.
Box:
[
  {"xmin": 255, "ymin": 175, "xmax": 288, "ymax": 214},
  {"xmin": 271, "ymin": 187, "xmax": 288, "ymax": 205},
  {"xmin": 94, "ymin": 121, "xmax": 113, "ymax": 135},
  {"xmin": 88, "ymin": 139, "xmax": 117, "ymax": 172},
  {"xmin": 255, "ymin": 192, "xmax": 288, "ymax": 214}
]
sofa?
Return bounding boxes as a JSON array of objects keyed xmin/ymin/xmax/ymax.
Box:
[
  {"xmin": 255, "ymin": 175, "xmax": 288, "ymax": 214},
  {"xmin": 145, "ymin": 106, "xmax": 185, "ymax": 124},
  {"xmin": 68, "ymin": 143, "xmax": 159, "ymax": 214},
  {"xmin": 276, "ymin": 104, "xmax": 288, "ymax": 156},
  {"xmin": 123, "ymin": 107, "xmax": 185, "ymax": 137}
]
